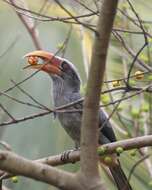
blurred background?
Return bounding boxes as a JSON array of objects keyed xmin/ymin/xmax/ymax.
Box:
[{"xmin": 0, "ymin": 0, "xmax": 152, "ymax": 190}]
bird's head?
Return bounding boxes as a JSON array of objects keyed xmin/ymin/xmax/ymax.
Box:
[{"xmin": 23, "ymin": 50, "xmax": 81, "ymax": 92}]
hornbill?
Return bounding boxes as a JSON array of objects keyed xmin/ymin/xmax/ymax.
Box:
[{"xmin": 24, "ymin": 50, "xmax": 132, "ymax": 190}]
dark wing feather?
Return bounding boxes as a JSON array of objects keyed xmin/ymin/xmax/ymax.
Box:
[
  {"xmin": 99, "ymin": 109, "xmax": 116, "ymax": 144},
  {"xmin": 70, "ymin": 93, "xmax": 116, "ymax": 144}
]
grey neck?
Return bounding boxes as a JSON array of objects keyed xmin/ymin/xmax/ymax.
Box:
[{"xmin": 51, "ymin": 76, "xmax": 80, "ymax": 107}]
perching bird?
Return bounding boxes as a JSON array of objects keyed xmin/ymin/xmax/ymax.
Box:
[{"xmin": 24, "ymin": 50, "xmax": 132, "ymax": 190}]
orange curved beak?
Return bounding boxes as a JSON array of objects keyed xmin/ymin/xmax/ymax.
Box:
[{"xmin": 23, "ymin": 50, "xmax": 62, "ymax": 75}]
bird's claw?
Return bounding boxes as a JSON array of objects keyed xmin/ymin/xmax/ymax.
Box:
[
  {"xmin": 60, "ymin": 148, "xmax": 80, "ymax": 164},
  {"xmin": 60, "ymin": 150, "xmax": 73, "ymax": 163}
]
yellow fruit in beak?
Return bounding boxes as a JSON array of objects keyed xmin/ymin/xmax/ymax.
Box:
[{"xmin": 28, "ymin": 56, "xmax": 38, "ymax": 65}]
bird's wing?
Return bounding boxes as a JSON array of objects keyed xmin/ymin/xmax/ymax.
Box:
[
  {"xmin": 68, "ymin": 92, "xmax": 83, "ymax": 109},
  {"xmin": 69, "ymin": 93, "xmax": 116, "ymax": 143},
  {"xmin": 99, "ymin": 109, "xmax": 117, "ymax": 143}
]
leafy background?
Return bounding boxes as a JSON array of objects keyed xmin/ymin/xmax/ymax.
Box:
[{"xmin": 0, "ymin": 0, "xmax": 152, "ymax": 190}]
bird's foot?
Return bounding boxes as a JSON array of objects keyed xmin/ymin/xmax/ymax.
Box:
[
  {"xmin": 60, "ymin": 148, "xmax": 80, "ymax": 164},
  {"xmin": 60, "ymin": 150, "xmax": 73, "ymax": 163}
]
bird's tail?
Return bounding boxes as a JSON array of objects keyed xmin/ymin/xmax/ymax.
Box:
[{"xmin": 109, "ymin": 163, "xmax": 132, "ymax": 190}]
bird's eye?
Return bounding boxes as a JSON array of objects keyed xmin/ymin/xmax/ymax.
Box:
[{"xmin": 61, "ymin": 61, "xmax": 70, "ymax": 71}]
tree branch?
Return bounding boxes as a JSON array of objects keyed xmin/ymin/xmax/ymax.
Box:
[
  {"xmin": 79, "ymin": 0, "xmax": 118, "ymax": 188},
  {"xmin": 0, "ymin": 151, "xmax": 78, "ymax": 190},
  {"xmin": 2, "ymin": 135, "xmax": 152, "ymax": 180},
  {"xmin": 37, "ymin": 135, "xmax": 152, "ymax": 166},
  {"xmin": 9, "ymin": 0, "xmax": 42, "ymax": 50}
]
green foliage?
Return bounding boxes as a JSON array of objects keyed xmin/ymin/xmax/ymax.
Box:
[
  {"xmin": 148, "ymin": 180, "xmax": 152, "ymax": 187},
  {"xmin": 129, "ymin": 79, "xmax": 136, "ymax": 86},
  {"xmin": 104, "ymin": 156, "xmax": 112, "ymax": 164},
  {"xmin": 11, "ymin": 176, "xmax": 19, "ymax": 183},
  {"xmin": 129, "ymin": 149, "xmax": 137, "ymax": 157},
  {"xmin": 147, "ymin": 75, "xmax": 152, "ymax": 81},
  {"xmin": 97, "ymin": 146, "xmax": 107, "ymax": 156},
  {"xmin": 141, "ymin": 103, "xmax": 149, "ymax": 112},
  {"xmin": 80, "ymin": 84, "xmax": 87, "ymax": 95},
  {"xmin": 131, "ymin": 108, "xmax": 140, "ymax": 118},
  {"xmin": 116, "ymin": 146, "xmax": 124, "ymax": 154},
  {"xmin": 100, "ymin": 94, "xmax": 110, "ymax": 104}
]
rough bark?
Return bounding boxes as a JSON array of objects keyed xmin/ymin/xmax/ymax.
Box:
[
  {"xmin": 79, "ymin": 0, "xmax": 118, "ymax": 189},
  {"xmin": 0, "ymin": 151, "xmax": 78, "ymax": 190},
  {"xmin": 37, "ymin": 135, "xmax": 152, "ymax": 166}
]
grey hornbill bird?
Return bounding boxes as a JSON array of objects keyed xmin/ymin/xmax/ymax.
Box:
[{"xmin": 24, "ymin": 50, "xmax": 132, "ymax": 190}]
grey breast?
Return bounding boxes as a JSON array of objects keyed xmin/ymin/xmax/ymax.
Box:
[{"xmin": 57, "ymin": 92, "xmax": 82, "ymax": 146}]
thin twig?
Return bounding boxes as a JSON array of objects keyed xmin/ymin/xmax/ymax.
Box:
[
  {"xmin": 54, "ymin": 0, "xmax": 97, "ymax": 34},
  {"xmin": 128, "ymin": 154, "xmax": 150, "ymax": 181},
  {"xmin": 0, "ymin": 84, "xmax": 151, "ymax": 127},
  {"xmin": 0, "ymin": 91, "xmax": 45, "ymax": 110},
  {"xmin": 0, "ymin": 104, "xmax": 15, "ymax": 121},
  {"xmin": 10, "ymin": 0, "xmax": 42, "ymax": 50},
  {"xmin": 113, "ymin": 31, "xmax": 152, "ymax": 72},
  {"xmin": 0, "ymin": 36, "xmax": 19, "ymax": 58},
  {"xmin": 126, "ymin": 0, "xmax": 148, "ymax": 85},
  {"xmin": 10, "ymin": 79, "xmax": 51, "ymax": 111},
  {"xmin": 3, "ymin": 0, "xmax": 98, "ymax": 22}
]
